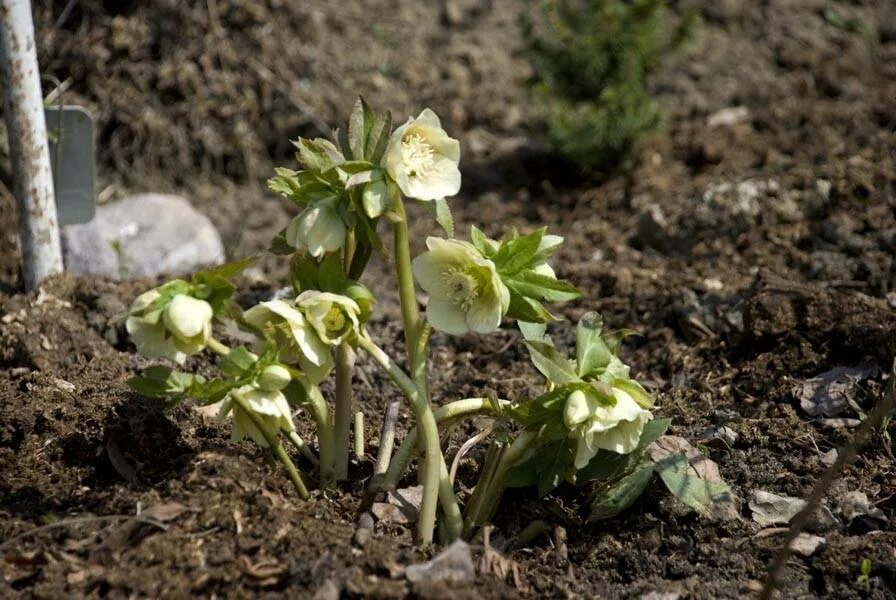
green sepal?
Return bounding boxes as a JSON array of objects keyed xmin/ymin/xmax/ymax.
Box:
[
  {"xmin": 493, "ymin": 228, "xmax": 546, "ymax": 277},
  {"xmin": 294, "ymin": 137, "xmax": 344, "ymax": 172},
  {"xmin": 424, "ymin": 198, "xmax": 454, "ymax": 237},
  {"xmin": 505, "ymin": 292, "xmax": 554, "ymax": 323},
  {"xmin": 127, "ymin": 366, "xmax": 202, "ymax": 401},
  {"xmin": 524, "ymin": 340, "xmax": 580, "ymax": 384},
  {"xmin": 504, "ymin": 271, "xmax": 580, "ymax": 303}
]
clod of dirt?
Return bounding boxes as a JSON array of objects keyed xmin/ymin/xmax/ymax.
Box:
[
  {"xmin": 405, "ymin": 539, "xmax": 475, "ymax": 585},
  {"xmin": 793, "ymin": 362, "xmax": 879, "ymax": 417}
]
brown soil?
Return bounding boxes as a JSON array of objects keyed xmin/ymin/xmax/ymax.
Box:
[{"xmin": 2, "ymin": 0, "xmax": 895, "ymax": 597}]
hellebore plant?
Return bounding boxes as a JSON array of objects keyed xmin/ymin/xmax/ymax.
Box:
[{"xmin": 127, "ymin": 99, "xmax": 706, "ymax": 547}]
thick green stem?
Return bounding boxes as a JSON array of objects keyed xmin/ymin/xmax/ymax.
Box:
[
  {"xmin": 333, "ymin": 344, "xmax": 355, "ymax": 480},
  {"xmin": 392, "ymin": 199, "xmax": 423, "ymax": 363},
  {"xmin": 305, "ymin": 384, "xmax": 336, "ymax": 486},
  {"xmin": 287, "ymin": 430, "xmax": 319, "ymax": 466},
  {"xmin": 231, "ymin": 393, "xmax": 310, "ymax": 500},
  {"xmin": 380, "ymin": 398, "xmax": 511, "ymax": 492},
  {"xmin": 357, "ymin": 334, "xmax": 443, "ymax": 546}
]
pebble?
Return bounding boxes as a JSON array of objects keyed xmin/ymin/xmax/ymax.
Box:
[
  {"xmin": 789, "ymin": 533, "xmax": 826, "ymax": 557},
  {"xmin": 62, "ymin": 193, "xmax": 224, "ymax": 280}
]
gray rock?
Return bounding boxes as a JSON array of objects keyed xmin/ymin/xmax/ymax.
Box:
[
  {"xmin": 62, "ymin": 193, "xmax": 224, "ymax": 280},
  {"xmin": 839, "ymin": 491, "xmax": 886, "ymax": 524},
  {"xmin": 749, "ymin": 490, "xmax": 840, "ymax": 531},
  {"xmin": 406, "ymin": 540, "xmax": 475, "ymax": 584},
  {"xmin": 794, "ymin": 363, "xmax": 878, "ymax": 418}
]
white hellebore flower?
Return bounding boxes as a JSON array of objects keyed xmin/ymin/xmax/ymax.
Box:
[
  {"xmin": 218, "ymin": 383, "xmax": 295, "ymax": 448},
  {"xmin": 563, "ymin": 387, "xmax": 653, "ymax": 469},
  {"xmin": 412, "ymin": 237, "xmax": 510, "ymax": 335},
  {"xmin": 285, "ymin": 196, "xmax": 346, "ymax": 258},
  {"xmin": 126, "ymin": 291, "xmax": 213, "ymax": 364},
  {"xmin": 384, "ymin": 108, "xmax": 461, "ymax": 201},
  {"xmin": 243, "ymin": 299, "xmax": 333, "ymax": 383},
  {"xmin": 295, "ymin": 291, "xmax": 361, "ymax": 345}
]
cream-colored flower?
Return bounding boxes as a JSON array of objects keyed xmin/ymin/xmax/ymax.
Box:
[
  {"xmin": 285, "ymin": 197, "xmax": 346, "ymax": 258},
  {"xmin": 218, "ymin": 384, "xmax": 295, "ymax": 447},
  {"xmin": 384, "ymin": 109, "xmax": 461, "ymax": 201},
  {"xmin": 126, "ymin": 290, "xmax": 212, "ymax": 364},
  {"xmin": 412, "ymin": 237, "xmax": 510, "ymax": 335},
  {"xmin": 564, "ymin": 387, "xmax": 653, "ymax": 469},
  {"xmin": 295, "ymin": 291, "xmax": 360, "ymax": 346},
  {"xmin": 257, "ymin": 364, "xmax": 292, "ymax": 392},
  {"xmin": 243, "ymin": 300, "xmax": 333, "ymax": 383}
]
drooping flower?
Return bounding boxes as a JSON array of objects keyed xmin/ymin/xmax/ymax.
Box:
[
  {"xmin": 285, "ymin": 196, "xmax": 346, "ymax": 258},
  {"xmin": 412, "ymin": 237, "xmax": 510, "ymax": 335},
  {"xmin": 294, "ymin": 291, "xmax": 361, "ymax": 346},
  {"xmin": 563, "ymin": 386, "xmax": 653, "ymax": 469},
  {"xmin": 218, "ymin": 383, "xmax": 295, "ymax": 447},
  {"xmin": 243, "ymin": 299, "xmax": 333, "ymax": 383},
  {"xmin": 126, "ymin": 289, "xmax": 213, "ymax": 364},
  {"xmin": 384, "ymin": 109, "xmax": 461, "ymax": 201}
]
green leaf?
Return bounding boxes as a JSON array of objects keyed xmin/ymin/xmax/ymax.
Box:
[
  {"xmin": 505, "ymin": 271, "xmax": 580, "ymax": 302},
  {"xmin": 128, "ymin": 366, "xmax": 201, "ymax": 400},
  {"xmin": 576, "ymin": 311, "xmax": 612, "ymax": 377},
  {"xmin": 518, "ymin": 320, "xmax": 547, "ymax": 342},
  {"xmin": 426, "ymin": 198, "xmax": 454, "ymax": 237},
  {"xmin": 613, "ymin": 378, "xmax": 653, "ymax": 409},
  {"xmin": 525, "ymin": 340, "xmax": 580, "ymax": 384},
  {"xmin": 295, "ymin": 137, "xmax": 344, "ymax": 172},
  {"xmin": 493, "ymin": 228, "xmax": 545, "ymax": 276},
  {"xmin": 470, "ymin": 225, "xmax": 496, "ymax": 257},
  {"xmin": 188, "ymin": 377, "xmax": 237, "ymax": 404},
  {"xmin": 193, "ymin": 256, "xmax": 257, "ymax": 285},
  {"xmin": 529, "ymin": 439, "xmax": 575, "ymax": 497},
  {"xmin": 588, "ymin": 461, "xmax": 654, "ymax": 521},
  {"xmin": 290, "ymin": 254, "xmax": 320, "ymax": 293},
  {"xmin": 367, "ymin": 108, "xmax": 393, "ymax": 163},
  {"xmin": 505, "ymin": 292, "xmax": 553, "ymax": 323},
  {"xmin": 318, "ymin": 253, "xmax": 348, "ymax": 291},
  {"xmin": 347, "ymin": 97, "xmax": 374, "ymax": 160},
  {"xmin": 222, "ymin": 346, "xmax": 258, "ymax": 377},
  {"xmin": 269, "ymin": 228, "xmax": 294, "ymax": 255},
  {"xmin": 654, "ymin": 452, "xmax": 731, "ymax": 515}
]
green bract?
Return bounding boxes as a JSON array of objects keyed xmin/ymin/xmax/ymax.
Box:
[
  {"xmin": 412, "ymin": 237, "xmax": 509, "ymax": 335},
  {"xmin": 384, "ymin": 108, "xmax": 461, "ymax": 201}
]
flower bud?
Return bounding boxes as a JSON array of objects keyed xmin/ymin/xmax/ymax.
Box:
[
  {"xmin": 163, "ymin": 295, "xmax": 213, "ymax": 340},
  {"xmin": 285, "ymin": 197, "xmax": 346, "ymax": 258},
  {"xmin": 362, "ymin": 179, "xmax": 389, "ymax": 218},
  {"xmin": 257, "ymin": 364, "xmax": 292, "ymax": 391}
]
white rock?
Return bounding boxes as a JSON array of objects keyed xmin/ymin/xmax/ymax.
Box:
[
  {"xmin": 406, "ymin": 539, "xmax": 475, "ymax": 584},
  {"xmin": 62, "ymin": 194, "xmax": 224, "ymax": 280},
  {"xmin": 789, "ymin": 533, "xmax": 826, "ymax": 557}
]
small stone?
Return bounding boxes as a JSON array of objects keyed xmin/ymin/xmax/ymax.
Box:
[
  {"xmin": 789, "ymin": 533, "xmax": 826, "ymax": 557},
  {"xmin": 640, "ymin": 593, "xmax": 681, "ymax": 600},
  {"xmin": 354, "ymin": 512, "xmax": 375, "ymax": 546},
  {"xmin": 371, "ymin": 486, "xmax": 424, "ymax": 525},
  {"xmin": 707, "ymin": 106, "xmax": 750, "ymax": 127},
  {"xmin": 793, "ymin": 363, "xmax": 877, "ymax": 418},
  {"xmin": 406, "ymin": 540, "xmax": 475, "ymax": 585},
  {"xmin": 62, "ymin": 193, "xmax": 224, "ymax": 280},
  {"xmin": 821, "ymin": 448, "xmax": 838, "ymax": 467}
]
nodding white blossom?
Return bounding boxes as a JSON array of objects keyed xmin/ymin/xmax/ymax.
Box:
[
  {"xmin": 218, "ymin": 384, "xmax": 295, "ymax": 447},
  {"xmin": 243, "ymin": 300, "xmax": 333, "ymax": 383},
  {"xmin": 412, "ymin": 237, "xmax": 510, "ymax": 335},
  {"xmin": 285, "ymin": 197, "xmax": 346, "ymax": 258},
  {"xmin": 384, "ymin": 109, "xmax": 461, "ymax": 201},
  {"xmin": 563, "ymin": 387, "xmax": 653, "ymax": 469},
  {"xmin": 126, "ymin": 290, "xmax": 213, "ymax": 364},
  {"xmin": 295, "ymin": 291, "xmax": 361, "ymax": 346}
]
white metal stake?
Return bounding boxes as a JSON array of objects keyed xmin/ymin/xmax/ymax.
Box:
[{"xmin": 0, "ymin": 0, "xmax": 63, "ymax": 290}]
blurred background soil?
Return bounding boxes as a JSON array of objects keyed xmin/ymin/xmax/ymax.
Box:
[{"xmin": 1, "ymin": 0, "xmax": 895, "ymax": 597}]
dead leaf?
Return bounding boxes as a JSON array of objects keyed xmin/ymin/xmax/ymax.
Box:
[
  {"xmin": 794, "ymin": 363, "xmax": 877, "ymax": 417},
  {"xmin": 105, "ymin": 439, "xmax": 139, "ymax": 484},
  {"xmin": 141, "ymin": 502, "xmax": 191, "ymax": 523}
]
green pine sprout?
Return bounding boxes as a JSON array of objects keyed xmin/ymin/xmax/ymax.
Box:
[{"xmin": 124, "ymin": 98, "xmax": 667, "ymax": 546}]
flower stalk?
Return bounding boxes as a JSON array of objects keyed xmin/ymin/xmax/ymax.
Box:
[{"xmin": 333, "ymin": 343, "xmax": 356, "ymax": 480}]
